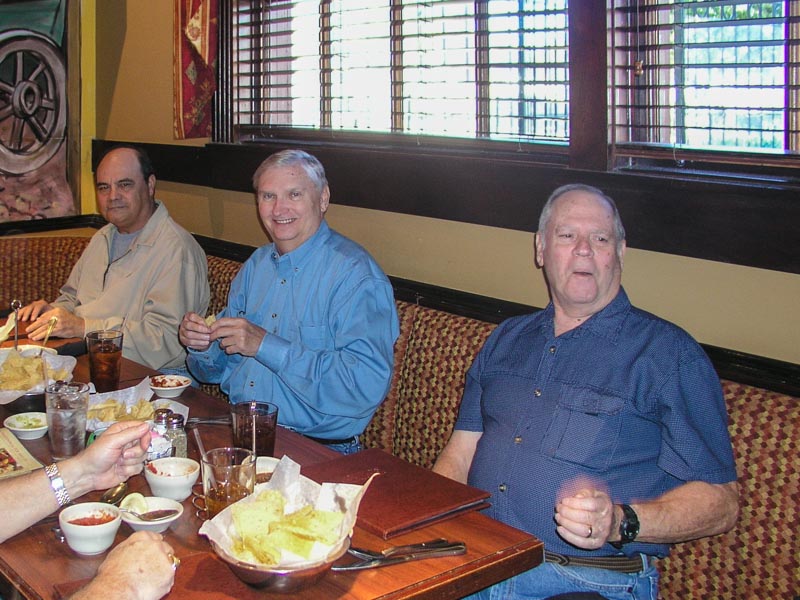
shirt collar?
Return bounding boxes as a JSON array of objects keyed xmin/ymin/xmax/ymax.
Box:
[
  {"xmin": 269, "ymin": 220, "xmax": 330, "ymax": 268},
  {"xmin": 543, "ymin": 287, "xmax": 631, "ymax": 343}
]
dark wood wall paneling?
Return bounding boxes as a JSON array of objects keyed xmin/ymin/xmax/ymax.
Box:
[{"xmin": 93, "ymin": 139, "xmax": 800, "ymax": 276}]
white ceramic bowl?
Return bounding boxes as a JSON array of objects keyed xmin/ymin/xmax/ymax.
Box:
[
  {"xmin": 3, "ymin": 412, "xmax": 48, "ymax": 439},
  {"xmin": 120, "ymin": 496, "xmax": 183, "ymax": 533},
  {"xmin": 145, "ymin": 456, "xmax": 200, "ymax": 501},
  {"xmin": 149, "ymin": 374, "xmax": 191, "ymax": 398},
  {"xmin": 58, "ymin": 502, "xmax": 121, "ymax": 555},
  {"xmin": 256, "ymin": 456, "xmax": 279, "ymax": 485}
]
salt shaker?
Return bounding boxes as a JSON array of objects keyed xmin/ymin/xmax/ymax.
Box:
[{"xmin": 165, "ymin": 413, "xmax": 187, "ymax": 458}]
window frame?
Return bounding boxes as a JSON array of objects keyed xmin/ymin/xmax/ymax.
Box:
[{"xmin": 215, "ymin": 0, "xmax": 800, "ymax": 181}]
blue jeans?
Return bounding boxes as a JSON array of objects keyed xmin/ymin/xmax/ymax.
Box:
[
  {"xmin": 325, "ymin": 436, "xmax": 361, "ymax": 455},
  {"xmin": 465, "ymin": 558, "xmax": 659, "ymax": 600}
]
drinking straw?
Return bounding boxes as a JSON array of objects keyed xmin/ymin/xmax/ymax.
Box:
[
  {"xmin": 251, "ymin": 412, "xmax": 257, "ymax": 455},
  {"xmin": 192, "ymin": 426, "xmax": 207, "ymax": 460}
]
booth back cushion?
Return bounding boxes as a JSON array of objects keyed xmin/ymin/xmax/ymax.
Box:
[
  {"xmin": 0, "ymin": 237, "xmax": 90, "ymax": 307},
  {"xmin": 657, "ymin": 380, "xmax": 799, "ymax": 599}
]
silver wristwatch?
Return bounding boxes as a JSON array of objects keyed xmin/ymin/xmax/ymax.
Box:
[{"xmin": 44, "ymin": 463, "xmax": 72, "ymax": 507}]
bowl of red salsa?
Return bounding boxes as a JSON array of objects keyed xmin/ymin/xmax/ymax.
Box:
[{"xmin": 58, "ymin": 502, "xmax": 121, "ymax": 555}]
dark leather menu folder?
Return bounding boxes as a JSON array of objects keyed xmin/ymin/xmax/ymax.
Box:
[{"xmin": 303, "ymin": 448, "xmax": 491, "ymax": 539}]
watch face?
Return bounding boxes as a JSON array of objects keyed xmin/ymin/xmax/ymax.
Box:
[{"xmin": 619, "ymin": 504, "xmax": 640, "ymax": 543}]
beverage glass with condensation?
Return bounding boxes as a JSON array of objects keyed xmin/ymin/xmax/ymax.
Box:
[
  {"xmin": 45, "ymin": 381, "xmax": 90, "ymax": 460},
  {"xmin": 86, "ymin": 330, "xmax": 123, "ymax": 393},
  {"xmin": 200, "ymin": 447, "xmax": 255, "ymax": 519},
  {"xmin": 231, "ymin": 401, "xmax": 279, "ymax": 457}
]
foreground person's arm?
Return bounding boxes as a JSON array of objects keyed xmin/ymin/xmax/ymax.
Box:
[
  {"xmin": 70, "ymin": 531, "xmax": 176, "ymax": 600},
  {"xmin": 0, "ymin": 421, "xmax": 150, "ymax": 543}
]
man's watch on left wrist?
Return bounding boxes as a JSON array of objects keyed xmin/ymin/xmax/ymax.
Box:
[{"xmin": 610, "ymin": 503, "xmax": 639, "ymax": 549}]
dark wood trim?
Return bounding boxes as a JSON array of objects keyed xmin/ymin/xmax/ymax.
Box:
[
  {"xmin": 0, "ymin": 215, "xmax": 105, "ymax": 236},
  {"xmin": 91, "ymin": 139, "xmax": 800, "ymax": 276},
  {"xmin": 569, "ymin": 2, "xmax": 608, "ymax": 171},
  {"xmin": 3, "ymin": 217, "xmax": 798, "ymax": 396}
]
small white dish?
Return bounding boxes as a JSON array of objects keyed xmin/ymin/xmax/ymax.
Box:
[
  {"xmin": 149, "ymin": 374, "xmax": 191, "ymax": 398},
  {"xmin": 3, "ymin": 412, "xmax": 48, "ymax": 440},
  {"xmin": 120, "ymin": 496, "xmax": 183, "ymax": 533},
  {"xmin": 145, "ymin": 456, "xmax": 200, "ymax": 501},
  {"xmin": 59, "ymin": 502, "xmax": 121, "ymax": 555},
  {"xmin": 256, "ymin": 456, "xmax": 280, "ymax": 484}
]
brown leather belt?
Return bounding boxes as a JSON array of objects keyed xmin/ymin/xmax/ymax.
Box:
[
  {"xmin": 302, "ymin": 434, "xmax": 359, "ymax": 446},
  {"xmin": 545, "ymin": 550, "xmax": 645, "ymax": 573}
]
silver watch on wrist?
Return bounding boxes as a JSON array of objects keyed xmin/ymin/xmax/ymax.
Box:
[{"xmin": 44, "ymin": 463, "xmax": 72, "ymax": 507}]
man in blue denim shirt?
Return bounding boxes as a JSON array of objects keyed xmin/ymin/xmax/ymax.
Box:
[
  {"xmin": 434, "ymin": 184, "xmax": 738, "ymax": 600},
  {"xmin": 180, "ymin": 150, "xmax": 398, "ymax": 454}
]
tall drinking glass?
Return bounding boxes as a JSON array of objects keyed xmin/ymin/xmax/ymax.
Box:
[
  {"xmin": 86, "ymin": 330, "xmax": 123, "ymax": 393},
  {"xmin": 45, "ymin": 381, "xmax": 89, "ymax": 460},
  {"xmin": 230, "ymin": 402, "xmax": 278, "ymax": 457}
]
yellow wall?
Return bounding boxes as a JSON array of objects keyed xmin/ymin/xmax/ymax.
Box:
[{"xmin": 87, "ymin": 2, "xmax": 800, "ymax": 365}]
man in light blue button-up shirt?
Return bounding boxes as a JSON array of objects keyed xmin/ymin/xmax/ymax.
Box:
[{"xmin": 180, "ymin": 150, "xmax": 398, "ymax": 453}]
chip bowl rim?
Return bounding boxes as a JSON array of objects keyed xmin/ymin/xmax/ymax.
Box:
[{"xmin": 208, "ymin": 536, "xmax": 350, "ymax": 590}]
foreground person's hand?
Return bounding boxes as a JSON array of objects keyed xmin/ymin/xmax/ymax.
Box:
[
  {"xmin": 71, "ymin": 531, "xmax": 176, "ymax": 600},
  {"xmin": 58, "ymin": 421, "xmax": 151, "ymax": 498}
]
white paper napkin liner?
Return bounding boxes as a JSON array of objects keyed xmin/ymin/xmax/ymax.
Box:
[
  {"xmin": 86, "ymin": 377, "xmax": 155, "ymax": 431},
  {"xmin": 0, "ymin": 350, "xmax": 77, "ymax": 404},
  {"xmin": 199, "ymin": 454, "xmax": 375, "ymax": 569}
]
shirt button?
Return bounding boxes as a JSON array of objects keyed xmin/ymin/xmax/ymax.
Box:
[
  {"xmin": 248, "ymin": 381, "xmax": 254, "ymax": 387},
  {"xmin": 534, "ymin": 389, "xmax": 542, "ymax": 397},
  {"xmin": 499, "ymin": 484, "xmax": 507, "ymax": 492},
  {"xmin": 514, "ymin": 436, "xmax": 522, "ymax": 444},
  {"xmin": 271, "ymin": 313, "xmax": 277, "ymax": 318},
  {"xmin": 280, "ymin": 279, "xmax": 286, "ymax": 285},
  {"xmin": 549, "ymin": 345, "xmax": 556, "ymax": 353},
  {"xmin": 294, "ymin": 267, "xmax": 299, "ymax": 272}
]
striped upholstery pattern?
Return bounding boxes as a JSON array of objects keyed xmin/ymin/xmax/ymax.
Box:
[
  {"xmin": 390, "ymin": 305, "xmax": 496, "ymax": 469},
  {"xmin": 200, "ymin": 255, "xmax": 243, "ymax": 401},
  {"xmin": 658, "ymin": 380, "xmax": 800, "ymax": 600},
  {"xmin": 205, "ymin": 255, "xmax": 243, "ymax": 318},
  {"xmin": 362, "ymin": 299, "xmax": 421, "ymax": 452},
  {"xmin": 0, "ymin": 237, "xmax": 89, "ymax": 307},
  {"xmin": 6, "ymin": 235, "xmax": 799, "ymax": 598}
]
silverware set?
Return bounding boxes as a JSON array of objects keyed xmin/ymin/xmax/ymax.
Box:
[{"xmin": 332, "ymin": 538, "xmax": 466, "ymax": 571}]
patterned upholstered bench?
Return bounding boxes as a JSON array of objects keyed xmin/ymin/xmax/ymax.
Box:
[{"xmin": 1, "ymin": 235, "xmax": 797, "ymax": 600}]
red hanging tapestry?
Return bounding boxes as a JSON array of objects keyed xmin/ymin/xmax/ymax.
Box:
[{"xmin": 173, "ymin": 0, "xmax": 218, "ymax": 139}]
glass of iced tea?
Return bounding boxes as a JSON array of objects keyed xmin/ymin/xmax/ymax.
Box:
[
  {"xmin": 200, "ymin": 447, "xmax": 255, "ymax": 519},
  {"xmin": 86, "ymin": 330, "xmax": 123, "ymax": 393},
  {"xmin": 230, "ymin": 401, "xmax": 279, "ymax": 457}
]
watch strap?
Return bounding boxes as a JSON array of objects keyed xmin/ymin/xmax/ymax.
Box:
[
  {"xmin": 44, "ymin": 463, "xmax": 72, "ymax": 507},
  {"xmin": 610, "ymin": 503, "xmax": 639, "ymax": 549}
]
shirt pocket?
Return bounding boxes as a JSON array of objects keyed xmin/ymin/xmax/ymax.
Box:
[
  {"xmin": 541, "ymin": 385, "xmax": 625, "ymax": 472},
  {"xmin": 299, "ymin": 324, "xmax": 330, "ymax": 351}
]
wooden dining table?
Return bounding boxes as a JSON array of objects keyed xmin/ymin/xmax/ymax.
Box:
[{"xmin": 0, "ymin": 334, "xmax": 543, "ymax": 599}]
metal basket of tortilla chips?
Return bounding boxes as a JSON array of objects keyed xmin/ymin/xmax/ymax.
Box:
[
  {"xmin": 200, "ymin": 456, "xmax": 373, "ymax": 592},
  {"xmin": 0, "ymin": 347, "xmax": 76, "ymax": 412}
]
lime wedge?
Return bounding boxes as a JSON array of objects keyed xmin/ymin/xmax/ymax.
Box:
[{"xmin": 120, "ymin": 492, "xmax": 148, "ymax": 514}]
